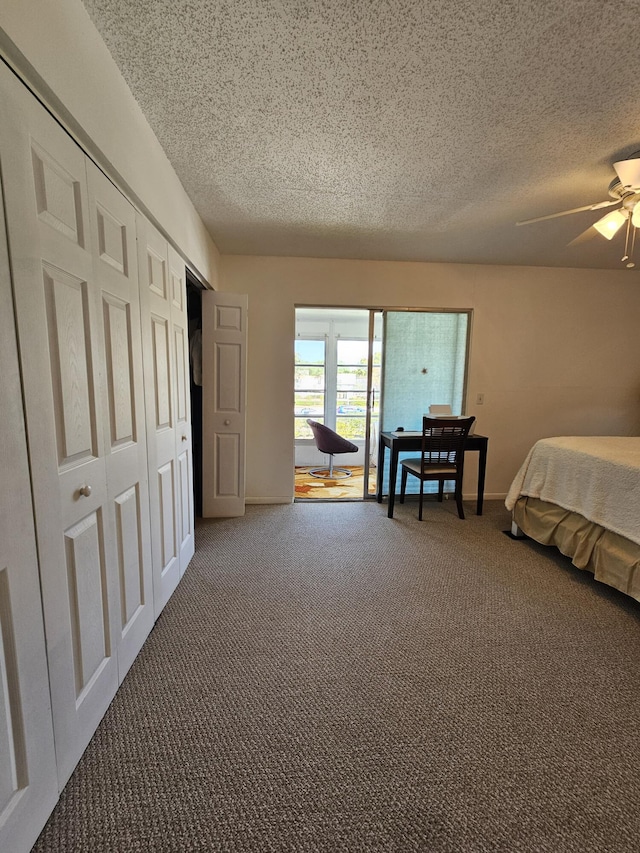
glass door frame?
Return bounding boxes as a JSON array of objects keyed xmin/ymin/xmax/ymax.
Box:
[
  {"xmin": 295, "ymin": 305, "xmax": 378, "ymax": 500},
  {"xmin": 378, "ymin": 307, "xmax": 473, "ymax": 431},
  {"xmin": 362, "ymin": 309, "xmax": 379, "ymax": 499},
  {"xmin": 294, "ymin": 305, "xmax": 473, "ymax": 501},
  {"xmin": 377, "ymin": 307, "xmax": 473, "ymax": 500}
]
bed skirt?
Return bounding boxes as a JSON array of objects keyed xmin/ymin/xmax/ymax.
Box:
[{"xmin": 512, "ymin": 496, "xmax": 640, "ymax": 604}]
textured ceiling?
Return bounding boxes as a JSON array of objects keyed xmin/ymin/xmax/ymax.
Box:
[{"xmin": 81, "ymin": 0, "xmax": 640, "ymax": 269}]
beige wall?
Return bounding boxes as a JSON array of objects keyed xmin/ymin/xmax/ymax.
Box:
[
  {"xmin": 220, "ymin": 255, "xmax": 640, "ymax": 504},
  {"xmin": 0, "ymin": 0, "xmax": 220, "ymax": 287}
]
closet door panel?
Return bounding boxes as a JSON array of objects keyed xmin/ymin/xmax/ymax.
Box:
[
  {"xmin": 169, "ymin": 245, "xmax": 194, "ymax": 573},
  {"xmin": 202, "ymin": 290, "xmax": 248, "ymax": 518},
  {"xmin": 0, "ymin": 131, "xmax": 58, "ymax": 853},
  {"xmin": 64, "ymin": 510, "xmax": 111, "ymax": 691},
  {"xmin": 0, "ymin": 68, "xmax": 120, "ymax": 788},
  {"xmin": 86, "ymin": 161, "xmax": 154, "ymax": 678},
  {"xmin": 178, "ymin": 448, "xmax": 193, "ymax": 557},
  {"xmin": 138, "ymin": 217, "xmax": 181, "ymax": 615}
]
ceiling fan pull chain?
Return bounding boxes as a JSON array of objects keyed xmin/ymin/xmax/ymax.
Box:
[
  {"xmin": 622, "ymin": 215, "xmax": 632, "ymax": 262},
  {"xmin": 627, "ymin": 226, "xmax": 636, "ymax": 268}
]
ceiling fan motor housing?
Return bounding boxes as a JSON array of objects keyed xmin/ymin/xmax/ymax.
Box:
[
  {"xmin": 607, "ymin": 178, "xmax": 640, "ymax": 220},
  {"xmin": 613, "ymin": 155, "xmax": 640, "ymax": 192}
]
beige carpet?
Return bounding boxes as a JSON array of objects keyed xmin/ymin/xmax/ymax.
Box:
[
  {"xmin": 32, "ymin": 500, "xmax": 640, "ymax": 852},
  {"xmin": 295, "ymin": 465, "xmax": 377, "ymax": 500}
]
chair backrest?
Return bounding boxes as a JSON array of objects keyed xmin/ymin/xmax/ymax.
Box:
[
  {"xmin": 421, "ymin": 416, "xmax": 475, "ymax": 468},
  {"xmin": 306, "ymin": 419, "xmax": 358, "ymax": 454}
]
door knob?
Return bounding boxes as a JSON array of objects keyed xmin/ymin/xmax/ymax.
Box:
[
  {"xmin": 182, "ymin": 434, "xmax": 187, "ymax": 441},
  {"xmin": 79, "ymin": 484, "xmax": 92, "ymax": 498},
  {"xmin": 224, "ymin": 419, "xmax": 231, "ymax": 425}
]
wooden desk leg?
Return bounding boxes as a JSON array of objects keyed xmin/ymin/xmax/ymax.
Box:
[
  {"xmin": 477, "ymin": 444, "xmax": 487, "ymax": 515},
  {"xmin": 388, "ymin": 443, "xmax": 398, "ymax": 518}
]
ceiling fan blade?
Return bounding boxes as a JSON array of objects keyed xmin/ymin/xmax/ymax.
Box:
[
  {"xmin": 567, "ymin": 225, "xmax": 599, "ymax": 246},
  {"xmin": 592, "ymin": 207, "xmax": 628, "ymax": 239},
  {"xmin": 516, "ymin": 199, "xmax": 617, "ymax": 226},
  {"xmin": 569, "ymin": 207, "xmax": 627, "ymax": 245},
  {"xmin": 613, "ymin": 157, "xmax": 640, "ymax": 190}
]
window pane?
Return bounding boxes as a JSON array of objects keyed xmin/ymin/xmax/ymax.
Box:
[
  {"xmin": 337, "ymin": 340, "xmax": 368, "ymax": 365},
  {"xmin": 295, "ymin": 365, "xmax": 325, "ymax": 390},
  {"xmin": 337, "ymin": 366, "xmax": 368, "ymax": 391},
  {"xmin": 380, "ymin": 311, "xmax": 469, "ymax": 496},
  {"xmin": 336, "ymin": 416, "xmax": 366, "ymax": 440},
  {"xmin": 382, "ymin": 312, "xmax": 468, "ymax": 431},
  {"xmin": 295, "ymin": 417, "xmax": 322, "ymax": 439},
  {"xmin": 295, "ymin": 339, "xmax": 325, "ymax": 364},
  {"xmin": 295, "ymin": 392, "xmax": 324, "ymax": 416},
  {"xmin": 336, "ymin": 392, "xmax": 366, "ymax": 415}
]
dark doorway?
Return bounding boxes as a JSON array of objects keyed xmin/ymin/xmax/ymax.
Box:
[{"xmin": 186, "ymin": 270, "xmax": 203, "ymax": 517}]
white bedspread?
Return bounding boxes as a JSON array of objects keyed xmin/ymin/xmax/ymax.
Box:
[{"xmin": 505, "ymin": 436, "xmax": 640, "ymax": 545}]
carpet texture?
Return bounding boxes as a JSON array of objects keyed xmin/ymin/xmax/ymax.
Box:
[{"xmin": 32, "ymin": 500, "xmax": 640, "ymax": 852}]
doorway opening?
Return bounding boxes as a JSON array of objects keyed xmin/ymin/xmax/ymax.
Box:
[
  {"xmin": 186, "ymin": 270, "xmax": 203, "ymax": 517},
  {"xmin": 294, "ymin": 306, "xmax": 472, "ymax": 502},
  {"xmin": 294, "ymin": 308, "xmax": 381, "ymax": 501}
]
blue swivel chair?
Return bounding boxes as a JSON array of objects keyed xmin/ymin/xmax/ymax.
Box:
[{"xmin": 306, "ymin": 419, "xmax": 358, "ymax": 479}]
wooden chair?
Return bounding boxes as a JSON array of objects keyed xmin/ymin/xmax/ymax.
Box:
[{"xmin": 400, "ymin": 416, "xmax": 476, "ymax": 520}]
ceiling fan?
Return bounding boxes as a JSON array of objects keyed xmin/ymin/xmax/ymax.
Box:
[{"xmin": 516, "ymin": 154, "xmax": 640, "ymax": 268}]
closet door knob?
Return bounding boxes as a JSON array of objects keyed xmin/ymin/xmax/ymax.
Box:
[
  {"xmin": 224, "ymin": 419, "xmax": 231, "ymax": 425},
  {"xmin": 79, "ymin": 484, "xmax": 92, "ymax": 498},
  {"xmin": 182, "ymin": 434, "xmax": 187, "ymax": 441}
]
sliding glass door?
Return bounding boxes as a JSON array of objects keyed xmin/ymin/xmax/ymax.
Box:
[
  {"xmin": 380, "ymin": 310, "xmax": 469, "ymax": 430},
  {"xmin": 379, "ymin": 309, "xmax": 471, "ymax": 496},
  {"xmin": 294, "ymin": 307, "xmax": 470, "ymax": 500}
]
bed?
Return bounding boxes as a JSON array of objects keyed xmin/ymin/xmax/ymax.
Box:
[{"xmin": 505, "ymin": 436, "xmax": 640, "ymax": 603}]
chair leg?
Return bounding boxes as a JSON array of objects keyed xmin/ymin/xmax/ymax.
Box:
[
  {"xmin": 455, "ymin": 480, "xmax": 465, "ymax": 519},
  {"xmin": 418, "ymin": 480, "xmax": 424, "ymax": 520},
  {"xmin": 400, "ymin": 468, "xmax": 408, "ymax": 503},
  {"xmin": 328, "ymin": 455, "xmax": 334, "ymax": 477}
]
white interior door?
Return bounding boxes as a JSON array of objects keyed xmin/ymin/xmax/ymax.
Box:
[
  {"xmin": 168, "ymin": 244, "xmax": 195, "ymax": 574},
  {"xmin": 202, "ymin": 290, "xmax": 248, "ymax": 517},
  {"xmin": 86, "ymin": 160, "xmax": 155, "ymax": 676},
  {"xmin": 0, "ymin": 150, "xmax": 59, "ymax": 853},
  {"xmin": 0, "ymin": 64, "xmax": 136, "ymax": 787},
  {"xmin": 138, "ymin": 218, "xmax": 194, "ymax": 610}
]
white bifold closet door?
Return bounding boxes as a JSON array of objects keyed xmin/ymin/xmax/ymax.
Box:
[
  {"xmin": 0, "ymin": 66, "xmax": 154, "ymax": 787},
  {"xmin": 201, "ymin": 290, "xmax": 248, "ymax": 518},
  {"xmin": 86, "ymin": 160, "xmax": 155, "ymax": 676},
  {"xmin": 137, "ymin": 216, "xmax": 194, "ymax": 617},
  {"xmin": 0, "ymin": 140, "xmax": 59, "ymax": 853}
]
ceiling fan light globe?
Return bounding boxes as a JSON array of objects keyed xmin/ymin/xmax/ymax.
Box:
[
  {"xmin": 593, "ymin": 208, "xmax": 628, "ymax": 240},
  {"xmin": 631, "ymin": 204, "xmax": 640, "ymax": 228}
]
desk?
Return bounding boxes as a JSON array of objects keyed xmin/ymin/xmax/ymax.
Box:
[{"xmin": 376, "ymin": 431, "xmax": 488, "ymax": 519}]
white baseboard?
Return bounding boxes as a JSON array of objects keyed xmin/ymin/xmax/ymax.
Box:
[
  {"xmin": 245, "ymin": 496, "xmax": 293, "ymax": 505},
  {"xmin": 244, "ymin": 494, "xmax": 508, "ymax": 506}
]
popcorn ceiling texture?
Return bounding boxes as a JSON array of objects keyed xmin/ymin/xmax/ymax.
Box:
[{"xmin": 81, "ymin": 0, "xmax": 640, "ymax": 268}]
